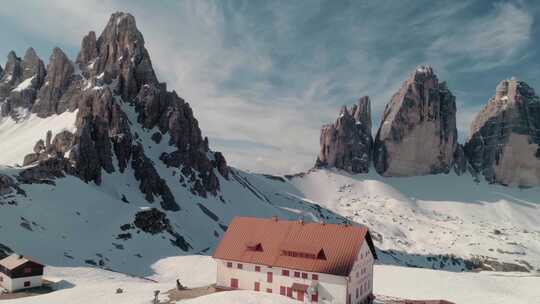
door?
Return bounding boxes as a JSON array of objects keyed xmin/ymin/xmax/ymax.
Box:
[
  {"xmin": 296, "ymin": 290, "xmax": 304, "ymax": 301},
  {"xmin": 254, "ymin": 282, "xmax": 260, "ymax": 291},
  {"xmin": 230, "ymin": 278, "xmax": 238, "ymax": 289}
]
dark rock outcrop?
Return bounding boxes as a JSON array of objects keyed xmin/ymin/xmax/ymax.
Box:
[
  {"xmin": 373, "ymin": 66, "xmax": 458, "ymax": 176},
  {"xmin": 32, "ymin": 47, "xmax": 75, "ymax": 117},
  {"xmin": 133, "ymin": 208, "xmax": 192, "ymax": 251},
  {"xmin": 464, "ymin": 79, "xmax": 540, "ymax": 187},
  {"xmin": 18, "ymin": 157, "xmax": 74, "ymax": 185},
  {"xmin": 131, "ymin": 144, "xmax": 179, "ymax": 211},
  {"xmin": 0, "ymin": 49, "xmax": 46, "ymax": 120},
  {"xmin": 315, "ymin": 96, "xmax": 373, "ymax": 173},
  {"xmin": 0, "ymin": 174, "xmax": 25, "ymax": 196}
]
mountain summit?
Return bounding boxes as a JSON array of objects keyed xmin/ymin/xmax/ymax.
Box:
[{"xmin": 1, "ymin": 12, "xmax": 229, "ymax": 204}]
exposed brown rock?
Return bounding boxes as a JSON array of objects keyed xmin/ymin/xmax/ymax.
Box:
[
  {"xmin": 373, "ymin": 66, "xmax": 458, "ymax": 176},
  {"xmin": 316, "ymin": 96, "xmax": 373, "ymax": 173},
  {"xmin": 465, "ymin": 79, "xmax": 540, "ymax": 187},
  {"xmin": 0, "ymin": 49, "xmax": 46, "ymax": 120},
  {"xmin": 33, "ymin": 47, "xmax": 75, "ymax": 117}
]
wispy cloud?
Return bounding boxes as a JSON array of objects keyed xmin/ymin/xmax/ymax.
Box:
[{"xmin": 428, "ymin": 2, "xmax": 533, "ymax": 71}]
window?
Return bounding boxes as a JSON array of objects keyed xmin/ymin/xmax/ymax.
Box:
[
  {"xmin": 255, "ymin": 266, "xmax": 261, "ymax": 272},
  {"xmin": 246, "ymin": 242, "xmax": 263, "ymax": 252},
  {"xmin": 0, "ymin": 276, "xmax": 3, "ymax": 282},
  {"xmin": 281, "ymin": 269, "xmax": 289, "ymax": 276},
  {"xmin": 230, "ymin": 278, "xmax": 238, "ymax": 289},
  {"xmin": 266, "ymin": 288, "xmax": 272, "ymax": 293},
  {"xmin": 294, "ymin": 271, "xmax": 300, "ymax": 278},
  {"xmin": 237, "ymin": 263, "xmax": 243, "ymax": 269},
  {"xmin": 24, "ymin": 267, "xmax": 32, "ymax": 274},
  {"xmin": 254, "ymin": 282, "xmax": 260, "ymax": 291},
  {"xmin": 267, "ymin": 272, "xmax": 273, "ymax": 283},
  {"xmin": 287, "ymin": 287, "xmax": 293, "ymax": 297},
  {"xmin": 312, "ymin": 274, "xmax": 318, "ymax": 280},
  {"xmin": 24, "ymin": 281, "xmax": 31, "ymax": 287},
  {"xmin": 280, "ymin": 286, "xmax": 286, "ymax": 295},
  {"xmin": 226, "ymin": 262, "xmax": 232, "ymax": 268},
  {"xmin": 311, "ymin": 293, "xmax": 318, "ymax": 302},
  {"xmin": 356, "ymin": 288, "xmax": 359, "ymax": 298},
  {"xmin": 301, "ymin": 272, "xmax": 308, "ymax": 279}
]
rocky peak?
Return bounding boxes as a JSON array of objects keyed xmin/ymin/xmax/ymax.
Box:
[
  {"xmin": 373, "ymin": 65, "xmax": 458, "ymax": 176},
  {"xmin": 21, "ymin": 47, "xmax": 46, "ymax": 87},
  {"xmin": 352, "ymin": 96, "xmax": 372, "ymax": 131},
  {"xmin": 315, "ymin": 96, "xmax": 373, "ymax": 173},
  {"xmin": 465, "ymin": 78, "xmax": 540, "ymax": 187},
  {"xmin": 2, "ymin": 51, "xmax": 22, "ymax": 83},
  {"xmin": 21, "ymin": 11, "xmax": 228, "ymax": 204},
  {"xmin": 0, "ymin": 49, "xmax": 47, "ymax": 120},
  {"xmin": 32, "ymin": 47, "xmax": 75, "ymax": 117},
  {"xmin": 76, "ymin": 31, "xmax": 97, "ymax": 66},
  {"xmin": 78, "ymin": 12, "xmax": 157, "ymax": 100}
]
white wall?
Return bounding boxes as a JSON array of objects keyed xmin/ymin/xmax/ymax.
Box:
[
  {"xmin": 0, "ymin": 273, "xmax": 42, "ymax": 293},
  {"xmin": 347, "ymin": 241, "xmax": 374, "ymax": 304},
  {"xmin": 0, "ymin": 271, "xmax": 12, "ymax": 292},
  {"xmin": 216, "ymin": 258, "xmax": 347, "ymax": 303}
]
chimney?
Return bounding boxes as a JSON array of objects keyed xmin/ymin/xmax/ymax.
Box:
[
  {"xmin": 271, "ymin": 216, "xmax": 278, "ymax": 222},
  {"xmin": 18, "ymin": 254, "xmax": 23, "ymax": 259}
]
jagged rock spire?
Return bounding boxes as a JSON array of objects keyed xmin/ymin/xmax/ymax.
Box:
[
  {"xmin": 32, "ymin": 47, "xmax": 75, "ymax": 117},
  {"xmin": 77, "ymin": 12, "xmax": 158, "ymax": 99},
  {"xmin": 22, "ymin": 47, "xmax": 46, "ymax": 88},
  {"xmin": 373, "ymin": 65, "xmax": 458, "ymax": 176},
  {"xmin": 465, "ymin": 78, "xmax": 540, "ymax": 187},
  {"xmin": 0, "ymin": 49, "xmax": 46, "ymax": 120},
  {"xmin": 316, "ymin": 96, "xmax": 373, "ymax": 173},
  {"xmin": 2, "ymin": 51, "xmax": 22, "ymax": 83}
]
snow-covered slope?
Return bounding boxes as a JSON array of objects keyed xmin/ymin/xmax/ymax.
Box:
[
  {"xmin": 0, "ymin": 111, "xmax": 77, "ymax": 166},
  {"xmin": 243, "ymin": 169, "xmax": 540, "ymax": 272}
]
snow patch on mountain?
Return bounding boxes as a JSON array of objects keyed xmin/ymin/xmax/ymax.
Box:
[{"xmin": 0, "ymin": 111, "xmax": 78, "ymax": 166}]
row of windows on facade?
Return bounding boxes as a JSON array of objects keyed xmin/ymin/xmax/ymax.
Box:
[
  {"xmin": 230, "ymin": 278, "xmax": 319, "ymax": 302},
  {"xmin": 226, "ymin": 262, "xmax": 319, "ymax": 280},
  {"xmin": 355, "ymin": 266, "xmax": 369, "ymax": 278},
  {"xmin": 353, "ymin": 280, "xmax": 371, "ymax": 300}
]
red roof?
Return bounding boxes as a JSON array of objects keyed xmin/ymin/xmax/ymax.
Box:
[{"xmin": 213, "ymin": 217, "xmax": 377, "ymax": 276}]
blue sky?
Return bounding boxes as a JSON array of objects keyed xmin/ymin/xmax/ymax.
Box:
[{"xmin": 1, "ymin": 0, "xmax": 539, "ymax": 174}]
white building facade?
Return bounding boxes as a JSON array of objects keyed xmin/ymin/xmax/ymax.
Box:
[{"xmin": 213, "ymin": 217, "xmax": 377, "ymax": 304}]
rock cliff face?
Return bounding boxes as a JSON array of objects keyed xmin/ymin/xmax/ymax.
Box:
[
  {"xmin": 465, "ymin": 79, "xmax": 540, "ymax": 187},
  {"xmin": 315, "ymin": 96, "xmax": 372, "ymax": 173},
  {"xmin": 0, "ymin": 12, "xmax": 228, "ymax": 206},
  {"xmin": 0, "ymin": 48, "xmax": 46, "ymax": 120},
  {"xmin": 373, "ymin": 66, "xmax": 458, "ymax": 176}
]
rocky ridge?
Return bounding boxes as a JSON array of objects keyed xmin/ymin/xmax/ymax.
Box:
[
  {"xmin": 316, "ymin": 67, "xmax": 540, "ymax": 187},
  {"xmin": 465, "ymin": 78, "xmax": 540, "ymax": 187},
  {"xmin": 315, "ymin": 96, "xmax": 373, "ymax": 173},
  {"xmin": 0, "ymin": 12, "xmax": 229, "ymax": 210}
]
